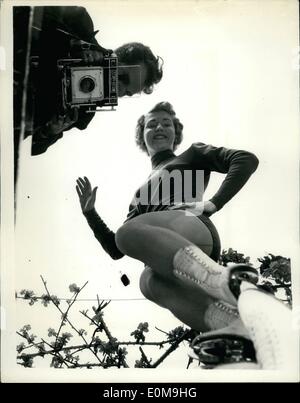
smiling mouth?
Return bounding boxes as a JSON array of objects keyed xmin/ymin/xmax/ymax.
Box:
[{"xmin": 154, "ymin": 134, "xmax": 167, "ymax": 139}]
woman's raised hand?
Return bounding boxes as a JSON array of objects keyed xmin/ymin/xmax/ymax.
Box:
[{"xmin": 76, "ymin": 176, "xmax": 98, "ymax": 213}]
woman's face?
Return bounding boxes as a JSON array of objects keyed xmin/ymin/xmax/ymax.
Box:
[{"xmin": 143, "ymin": 111, "xmax": 176, "ymax": 156}]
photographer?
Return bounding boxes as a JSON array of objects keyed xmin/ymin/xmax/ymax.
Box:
[{"xmin": 15, "ymin": 6, "xmax": 163, "ymax": 155}]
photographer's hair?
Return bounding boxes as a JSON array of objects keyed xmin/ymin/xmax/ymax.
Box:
[
  {"xmin": 114, "ymin": 42, "xmax": 163, "ymax": 94},
  {"xmin": 135, "ymin": 102, "xmax": 183, "ymax": 155}
]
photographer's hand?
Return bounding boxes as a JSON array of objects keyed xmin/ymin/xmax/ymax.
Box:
[
  {"xmin": 80, "ymin": 49, "xmax": 103, "ymax": 64},
  {"xmin": 46, "ymin": 108, "xmax": 79, "ymax": 135},
  {"xmin": 76, "ymin": 176, "xmax": 98, "ymax": 213},
  {"xmin": 70, "ymin": 39, "xmax": 104, "ymax": 64}
]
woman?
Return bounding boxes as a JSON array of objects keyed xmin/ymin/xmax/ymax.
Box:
[{"xmin": 76, "ymin": 102, "xmax": 259, "ymax": 334}]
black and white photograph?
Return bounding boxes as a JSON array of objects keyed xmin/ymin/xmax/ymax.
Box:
[{"xmin": 1, "ymin": 0, "xmax": 299, "ymax": 384}]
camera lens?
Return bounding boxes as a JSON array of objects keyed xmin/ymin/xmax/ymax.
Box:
[{"xmin": 79, "ymin": 76, "xmax": 96, "ymax": 93}]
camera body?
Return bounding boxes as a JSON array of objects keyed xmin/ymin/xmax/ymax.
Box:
[{"xmin": 58, "ymin": 53, "xmax": 118, "ymax": 111}]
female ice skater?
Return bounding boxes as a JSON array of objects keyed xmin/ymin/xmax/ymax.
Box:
[
  {"xmin": 76, "ymin": 101, "xmax": 259, "ymax": 332},
  {"xmin": 76, "ymin": 102, "xmax": 297, "ymax": 370}
]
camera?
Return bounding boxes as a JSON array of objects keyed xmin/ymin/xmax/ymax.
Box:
[{"xmin": 58, "ymin": 53, "xmax": 118, "ymax": 112}]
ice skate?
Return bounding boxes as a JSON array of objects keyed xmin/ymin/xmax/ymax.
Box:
[
  {"xmin": 237, "ymin": 281, "xmax": 297, "ymax": 370},
  {"xmin": 173, "ymin": 245, "xmax": 258, "ymax": 306},
  {"xmin": 189, "ymin": 281, "xmax": 297, "ymax": 370},
  {"xmin": 188, "ymin": 319, "xmax": 256, "ymax": 366}
]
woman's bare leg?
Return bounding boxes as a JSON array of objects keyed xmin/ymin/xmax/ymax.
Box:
[
  {"xmin": 116, "ymin": 210, "xmax": 213, "ymax": 280},
  {"xmin": 116, "ymin": 210, "xmax": 250, "ymax": 335},
  {"xmin": 140, "ymin": 266, "xmax": 248, "ymax": 336},
  {"xmin": 139, "ymin": 265, "xmax": 214, "ymax": 331},
  {"xmin": 116, "ymin": 209, "xmax": 251, "ymax": 307}
]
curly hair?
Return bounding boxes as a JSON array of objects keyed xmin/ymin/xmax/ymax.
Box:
[
  {"xmin": 114, "ymin": 42, "xmax": 163, "ymax": 94},
  {"xmin": 135, "ymin": 102, "xmax": 183, "ymax": 155}
]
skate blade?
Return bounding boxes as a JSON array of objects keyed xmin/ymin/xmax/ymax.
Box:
[{"xmin": 189, "ymin": 337, "xmax": 256, "ymax": 366}]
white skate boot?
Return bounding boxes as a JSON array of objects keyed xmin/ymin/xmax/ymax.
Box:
[
  {"xmin": 237, "ymin": 282, "xmax": 297, "ymax": 370},
  {"xmin": 173, "ymin": 245, "xmax": 258, "ymax": 306}
]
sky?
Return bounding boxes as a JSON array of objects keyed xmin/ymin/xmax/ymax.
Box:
[{"xmin": 1, "ymin": 0, "xmax": 299, "ymax": 382}]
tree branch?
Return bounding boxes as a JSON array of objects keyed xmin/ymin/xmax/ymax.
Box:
[
  {"xmin": 40, "ymin": 276, "xmax": 103, "ymax": 365},
  {"xmin": 149, "ymin": 329, "xmax": 193, "ymax": 368},
  {"xmin": 80, "ymin": 309, "xmax": 114, "ymax": 343},
  {"xmin": 139, "ymin": 346, "xmax": 152, "ymax": 368}
]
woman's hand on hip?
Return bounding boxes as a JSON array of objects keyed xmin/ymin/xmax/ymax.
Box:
[
  {"xmin": 169, "ymin": 200, "xmax": 217, "ymax": 217},
  {"xmin": 76, "ymin": 176, "xmax": 98, "ymax": 213},
  {"xmin": 203, "ymin": 201, "xmax": 217, "ymax": 217}
]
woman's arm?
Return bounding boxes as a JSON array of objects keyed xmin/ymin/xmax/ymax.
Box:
[
  {"xmin": 191, "ymin": 142, "xmax": 259, "ymax": 211},
  {"xmin": 76, "ymin": 177, "xmax": 124, "ymax": 260}
]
